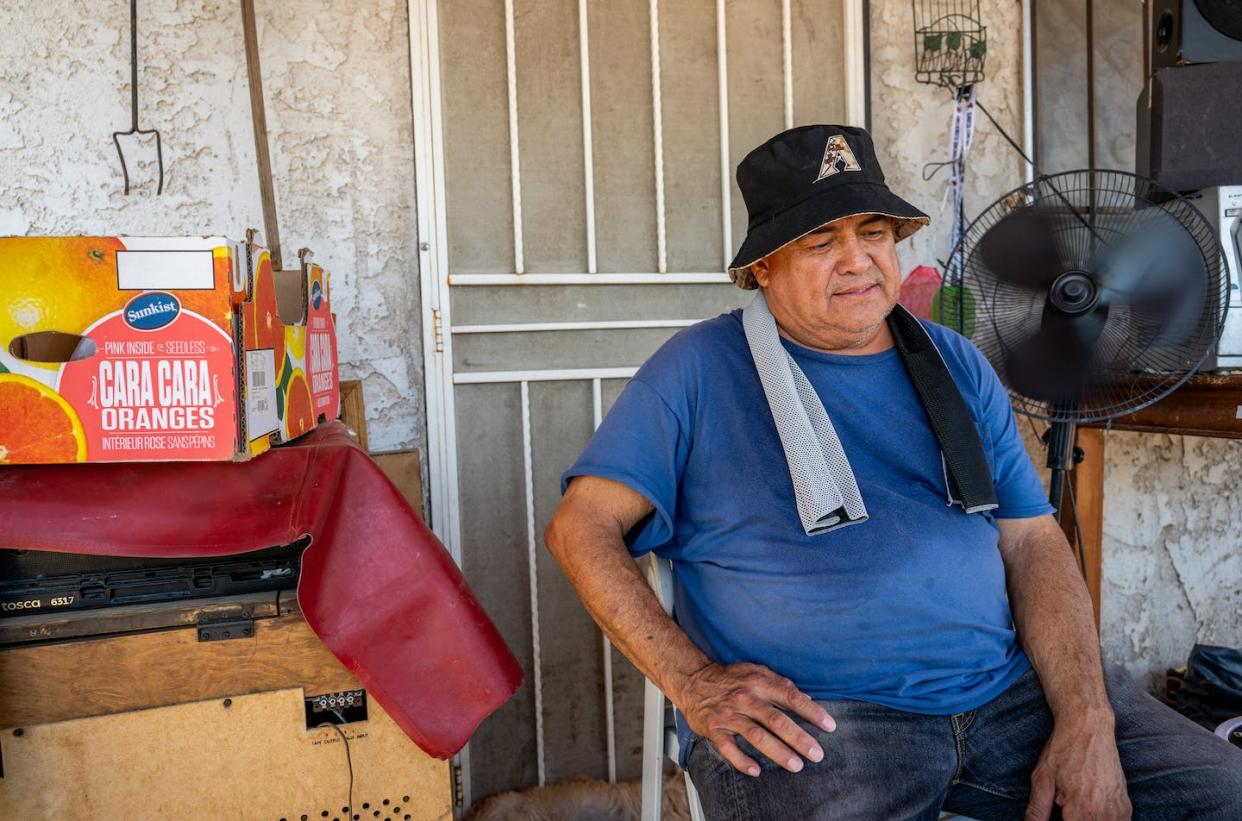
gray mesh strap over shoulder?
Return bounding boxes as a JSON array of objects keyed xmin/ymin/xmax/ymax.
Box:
[
  {"xmin": 742, "ymin": 291, "xmax": 868, "ymax": 535},
  {"xmin": 743, "ymin": 292, "xmax": 996, "ymax": 537}
]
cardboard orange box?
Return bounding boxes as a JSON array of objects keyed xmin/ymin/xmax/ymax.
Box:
[{"xmin": 0, "ymin": 235, "xmax": 340, "ymax": 464}]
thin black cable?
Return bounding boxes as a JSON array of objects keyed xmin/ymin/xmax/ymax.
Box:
[
  {"xmin": 975, "ymin": 99, "xmax": 1034, "ymax": 170},
  {"xmin": 318, "ymin": 717, "xmax": 354, "ymax": 819},
  {"xmin": 1025, "ymin": 413, "xmax": 1045, "ymax": 447},
  {"xmin": 973, "ymin": 102, "xmax": 1103, "ymax": 244},
  {"xmin": 129, "ymin": 0, "xmax": 139, "ymax": 130},
  {"xmin": 1064, "ymin": 470, "xmax": 1090, "ymax": 581}
]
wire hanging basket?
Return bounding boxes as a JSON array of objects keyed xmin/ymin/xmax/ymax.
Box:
[{"xmin": 913, "ymin": 0, "xmax": 987, "ymax": 88}]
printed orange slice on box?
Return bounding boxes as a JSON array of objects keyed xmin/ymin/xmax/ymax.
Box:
[
  {"xmin": 282, "ymin": 369, "xmax": 314, "ymax": 440},
  {"xmin": 0, "ymin": 373, "xmax": 87, "ymax": 463},
  {"xmin": 0, "ymin": 237, "xmax": 127, "ymax": 370},
  {"xmin": 245, "ymin": 251, "xmax": 285, "ymax": 372},
  {"xmin": 285, "ymin": 324, "xmax": 307, "ymax": 369}
]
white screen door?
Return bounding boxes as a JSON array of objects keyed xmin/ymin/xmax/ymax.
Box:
[{"xmin": 408, "ymin": 0, "xmax": 865, "ymax": 809}]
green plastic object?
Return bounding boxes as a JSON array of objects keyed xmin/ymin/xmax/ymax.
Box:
[{"xmin": 931, "ymin": 285, "xmax": 977, "ymax": 338}]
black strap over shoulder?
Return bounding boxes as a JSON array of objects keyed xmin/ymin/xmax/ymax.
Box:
[{"xmin": 887, "ymin": 305, "xmax": 998, "ymax": 514}]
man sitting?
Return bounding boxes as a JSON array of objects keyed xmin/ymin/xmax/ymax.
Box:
[{"xmin": 545, "ymin": 125, "xmax": 1242, "ymax": 820}]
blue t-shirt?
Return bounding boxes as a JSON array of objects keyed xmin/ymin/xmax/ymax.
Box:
[{"xmin": 562, "ymin": 309, "xmax": 1052, "ymax": 720}]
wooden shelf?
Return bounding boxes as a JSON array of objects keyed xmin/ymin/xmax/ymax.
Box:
[{"xmin": 1083, "ymin": 372, "xmax": 1242, "ymax": 439}]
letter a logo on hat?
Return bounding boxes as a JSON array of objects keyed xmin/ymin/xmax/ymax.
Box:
[{"xmin": 815, "ymin": 135, "xmax": 862, "ymax": 182}]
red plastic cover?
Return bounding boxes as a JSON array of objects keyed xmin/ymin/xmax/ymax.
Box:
[{"xmin": 0, "ymin": 421, "xmax": 522, "ymax": 758}]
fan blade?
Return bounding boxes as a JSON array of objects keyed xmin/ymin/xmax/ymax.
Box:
[
  {"xmin": 1090, "ymin": 207, "xmax": 1210, "ymax": 348},
  {"xmin": 978, "ymin": 208, "xmax": 1067, "ymax": 290},
  {"xmin": 1004, "ymin": 302, "xmax": 1109, "ymax": 403}
]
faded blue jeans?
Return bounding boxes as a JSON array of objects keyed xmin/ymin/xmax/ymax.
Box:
[{"xmin": 686, "ymin": 665, "xmax": 1242, "ymax": 820}]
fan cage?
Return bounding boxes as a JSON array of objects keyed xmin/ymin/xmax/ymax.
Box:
[
  {"xmin": 912, "ymin": 0, "xmax": 987, "ymax": 87},
  {"xmin": 935, "ymin": 170, "xmax": 1231, "ymax": 424}
]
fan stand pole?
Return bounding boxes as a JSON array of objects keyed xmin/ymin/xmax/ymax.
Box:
[{"xmin": 1045, "ymin": 418, "xmax": 1077, "ymax": 517}]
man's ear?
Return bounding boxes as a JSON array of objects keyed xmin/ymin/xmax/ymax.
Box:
[{"xmin": 751, "ymin": 258, "xmax": 770, "ymax": 288}]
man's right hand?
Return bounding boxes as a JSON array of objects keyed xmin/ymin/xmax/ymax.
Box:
[
  {"xmin": 545, "ymin": 478, "xmax": 835, "ymax": 779},
  {"xmin": 675, "ymin": 662, "xmax": 836, "ymax": 777}
]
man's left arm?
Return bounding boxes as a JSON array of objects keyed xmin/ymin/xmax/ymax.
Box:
[{"xmin": 997, "ymin": 515, "xmax": 1131, "ymax": 821}]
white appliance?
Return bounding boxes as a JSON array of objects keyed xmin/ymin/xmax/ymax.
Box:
[{"xmin": 1186, "ymin": 186, "xmax": 1242, "ymax": 369}]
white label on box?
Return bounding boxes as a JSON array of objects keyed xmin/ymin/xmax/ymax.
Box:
[
  {"xmin": 246, "ymin": 349, "xmax": 279, "ymax": 439},
  {"xmin": 117, "ymin": 250, "xmax": 215, "ymax": 290}
]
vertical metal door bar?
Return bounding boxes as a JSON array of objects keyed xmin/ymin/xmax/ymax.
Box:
[
  {"xmin": 505, "ymin": 0, "xmax": 526, "ymax": 273},
  {"xmin": 843, "ymin": 0, "xmax": 866, "ymax": 127},
  {"xmin": 521, "ymin": 380, "xmax": 546, "ymax": 785},
  {"xmin": 781, "ymin": 0, "xmax": 793, "ymax": 128},
  {"xmin": 716, "ymin": 0, "xmax": 732, "ymax": 271},
  {"xmin": 650, "ymin": 0, "xmax": 668, "ymax": 273},
  {"xmin": 591, "ymin": 377, "xmax": 617, "ymax": 783},
  {"xmin": 602, "ymin": 639, "xmax": 616, "ymax": 781},
  {"xmin": 1086, "ymin": 0, "xmax": 1096, "ymax": 178},
  {"xmin": 579, "ymin": 0, "xmax": 598, "ymax": 273},
  {"xmin": 1022, "ymin": 0, "xmax": 1035, "ymax": 184}
]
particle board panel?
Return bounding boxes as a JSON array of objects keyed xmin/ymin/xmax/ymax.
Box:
[
  {"xmin": 0, "ymin": 687, "xmax": 451, "ymax": 821},
  {"xmin": 0, "ymin": 607, "xmax": 355, "ymax": 728}
]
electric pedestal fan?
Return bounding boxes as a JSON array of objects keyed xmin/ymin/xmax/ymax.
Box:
[{"xmin": 934, "ymin": 170, "xmax": 1232, "ymax": 516}]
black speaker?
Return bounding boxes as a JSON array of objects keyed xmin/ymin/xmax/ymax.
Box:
[
  {"xmin": 1153, "ymin": 1, "xmax": 1242, "ymax": 68},
  {"xmin": 0, "ymin": 538, "xmax": 306, "ymax": 618},
  {"xmin": 1137, "ymin": 61, "xmax": 1242, "ymax": 191}
]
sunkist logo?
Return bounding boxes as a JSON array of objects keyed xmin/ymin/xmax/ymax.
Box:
[{"xmin": 124, "ymin": 292, "xmax": 182, "ymax": 332}]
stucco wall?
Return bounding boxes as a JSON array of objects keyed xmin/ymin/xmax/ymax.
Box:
[{"xmin": 0, "ymin": 0, "xmax": 423, "ymax": 455}]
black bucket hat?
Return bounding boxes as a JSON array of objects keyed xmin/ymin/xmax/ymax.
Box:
[{"xmin": 729, "ymin": 124, "xmax": 929, "ymax": 289}]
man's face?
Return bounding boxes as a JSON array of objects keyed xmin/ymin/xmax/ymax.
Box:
[{"xmin": 751, "ymin": 213, "xmax": 902, "ymax": 354}]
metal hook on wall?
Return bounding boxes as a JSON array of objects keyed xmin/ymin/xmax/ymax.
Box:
[{"xmin": 112, "ymin": 0, "xmax": 164, "ymax": 195}]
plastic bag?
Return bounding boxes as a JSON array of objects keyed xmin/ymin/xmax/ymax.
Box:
[{"xmin": 1173, "ymin": 644, "xmax": 1242, "ymax": 740}]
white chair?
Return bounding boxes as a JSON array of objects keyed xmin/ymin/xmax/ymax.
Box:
[{"xmin": 640, "ymin": 553, "xmax": 708, "ymax": 821}]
